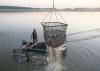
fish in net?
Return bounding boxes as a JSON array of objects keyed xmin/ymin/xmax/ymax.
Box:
[{"xmin": 42, "ymin": 22, "xmax": 68, "ymax": 48}]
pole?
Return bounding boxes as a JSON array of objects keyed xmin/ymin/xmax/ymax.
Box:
[{"xmin": 53, "ymin": 0, "xmax": 55, "ymax": 11}]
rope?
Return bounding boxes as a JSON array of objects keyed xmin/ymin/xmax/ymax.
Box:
[
  {"xmin": 56, "ymin": 11, "xmax": 66, "ymax": 24},
  {"xmin": 55, "ymin": 10, "xmax": 59, "ymax": 22},
  {"xmin": 41, "ymin": 0, "xmax": 66, "ymax": 25},
  {"xmin": 67, "ymin": 34, "xmax": 100, "ymax": 42},
  {"xmin": 41, "ymin": 11, "xmax": 50, "ymax": 23},
  {"xmin": 67, "ymin": 28, "xmax": 100, "ymax": 36},
  {"xmin": 66, "ymin": 28, "xmax": 100, "ymax": 42},
  {"xmin": 42, "ymin": 0, "xmax": 55, "ymax": 23},
  {"xmin": 49, "ymin": 11, "xmax": 53, "ymax": 24}
]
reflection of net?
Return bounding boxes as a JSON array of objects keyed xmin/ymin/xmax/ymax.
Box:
[{"xmin": 42, "ymin": 22, "xmax": 68, "ymax": 48}]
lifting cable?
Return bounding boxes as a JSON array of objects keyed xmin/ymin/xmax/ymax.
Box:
[{"xmin": 41, "ymin": 0, "xmax": 66, "ymax": 23}]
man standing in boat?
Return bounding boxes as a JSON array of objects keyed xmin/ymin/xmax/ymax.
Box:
[{"xmin": 31, "ymin": 29, "xmax": 37, "ymax": 44}]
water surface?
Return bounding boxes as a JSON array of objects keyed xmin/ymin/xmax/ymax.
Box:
[{"xmin": 0, "ymin": 12, "xmax": 100, "ymax": 71}]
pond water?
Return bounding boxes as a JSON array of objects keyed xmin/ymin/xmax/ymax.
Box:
[{"xmin": 0, "ymin": 12, "xmax": 100, "ymax": 71}]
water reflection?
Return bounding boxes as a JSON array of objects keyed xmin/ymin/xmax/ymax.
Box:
[
  {"xmin": 12, "ymin": 43, "xmax": 67, "ymax": 71},
  {"xmin": 46, "ymin": 44, "xmax": 67, "ymax": 71},
  {"xmin": 12, "ymin": 48, "xmax": 48, "ymax": 65},
  {"xmin": 1, "ymin": 12, "xmax": 100, "ymax": 71}
]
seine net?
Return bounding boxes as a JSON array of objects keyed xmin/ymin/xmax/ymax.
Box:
[
  {"xmin": 41, "ymin": 0, "xmax": 68, "ymax": 48},
  {"xmin": 42, "ymin": 22, "xmax": 68, "ymax": 48}
]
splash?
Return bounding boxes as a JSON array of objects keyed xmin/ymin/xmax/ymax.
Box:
[{"xmin": 46, "ymin": 44, "xmax": 67, "ymax": 71}]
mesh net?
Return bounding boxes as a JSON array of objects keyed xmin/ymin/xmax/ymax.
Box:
[{"xmin": 42, "ymin": 22, "xmax": 68, "ymax": 48}]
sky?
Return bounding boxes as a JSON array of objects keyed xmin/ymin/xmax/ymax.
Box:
[{"xmin": 0, "ymin": 0, "xmax": 100, "ymax": 8}]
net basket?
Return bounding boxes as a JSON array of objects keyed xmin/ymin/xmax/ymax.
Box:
[{"xmin": 42, "ymin": 22, "xmax": 68, "ymax": 48}]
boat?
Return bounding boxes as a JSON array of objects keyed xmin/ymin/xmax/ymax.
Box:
[
  {"xmin": 12, "ymin": 42, "xmax": 48, "ymax": 64},
  {"xmin": 22, "ymin": 42, "xmax": 48, "ymax": 53},
  {"xmin": 12, "ymin": 41, "xmax": 67, "ymax": 64},
  {"xmin": 12, "ymin": 41, "xmax": 67, "ymax": 55}
]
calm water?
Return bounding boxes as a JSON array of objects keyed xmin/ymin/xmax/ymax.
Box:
[{"xmin": 0, "ymin": 12, "xmax": 100, "ymax": 71}]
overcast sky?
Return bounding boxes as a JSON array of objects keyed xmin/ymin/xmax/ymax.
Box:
[{"xmin": 0, "ymin": 0, "xmax": 100, "ymax": 8}]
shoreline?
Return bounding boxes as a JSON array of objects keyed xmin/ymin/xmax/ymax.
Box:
[{"xmin": 0, "ymin": 9, "xmax": 100, "ymax": 12}]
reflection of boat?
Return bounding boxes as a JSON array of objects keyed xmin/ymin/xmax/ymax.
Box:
[{"xmin": 12, "ymin": 42, "xmax": 48, "ymax": 64}]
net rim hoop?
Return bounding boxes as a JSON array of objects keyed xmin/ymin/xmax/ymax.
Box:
[{"xmin": 41, "ymin": 22, "xmax": 68, "ymax": 27}]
